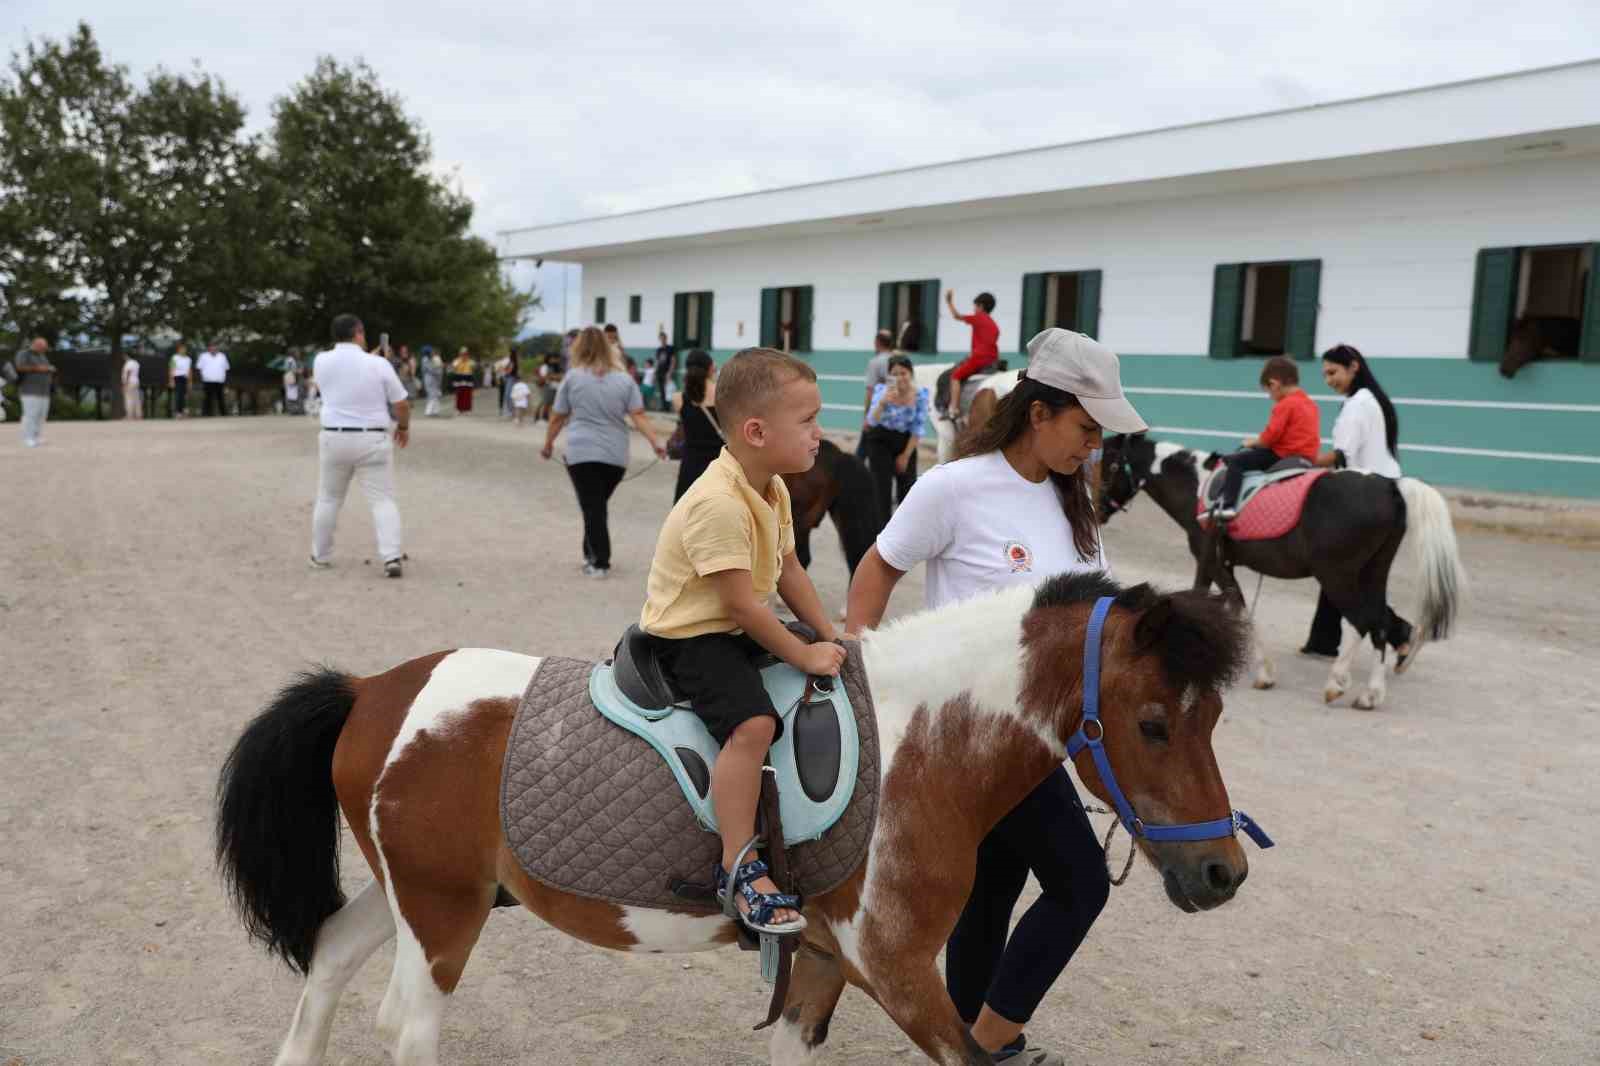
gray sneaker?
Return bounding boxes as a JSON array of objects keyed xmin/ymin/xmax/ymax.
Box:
[
  {"xmin": 994, "ymin": 1036, "xmax": 1065, "ymax": 1065},
  {"xmin": 308, "ymin": 555, "xmax": 333, "ymax": 570},
  {"xmin": 383, "ymin": 558, "xmax": 403, "ymax": 578}
]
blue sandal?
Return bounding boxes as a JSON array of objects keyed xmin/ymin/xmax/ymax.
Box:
[{"xmin": 714, "ymin": 858, "xmax": 806, "ymax": 936}]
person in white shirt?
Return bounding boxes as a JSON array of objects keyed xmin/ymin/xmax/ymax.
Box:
[
  {"xmin": 308, "ymin": 313, "xmax": 411, "ymax": 578},
  {"xmin": 844, "ymin": 329, "xmax": 1148, "ymax": 1065},
  {"xmin": 121, "ymin": 353, "xmax": 142, "ymax": 420},
  {"xmin": 168, "ymin": 343, "xmax": 194, "ymax": 418},
  {"xmin": 196, "ymin": 342, "xmax": 231, "ymax": 416},
  {"xmin": 1302, "ymin": 344, "xmax": 1415, "ymax": 664},
  {"xmin": 510, "ymin": 377, "xmax": 531, "ymax": 426}
]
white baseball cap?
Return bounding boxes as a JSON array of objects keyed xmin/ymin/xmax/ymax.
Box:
[{"xmin": 1023, "ymin": 328, "xmax": 1148, "ymax": 434}]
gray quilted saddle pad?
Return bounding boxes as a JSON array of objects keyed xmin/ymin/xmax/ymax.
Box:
[{"xmin": 499, "ymin": 641, "xmax": 879, "ymax": 913}]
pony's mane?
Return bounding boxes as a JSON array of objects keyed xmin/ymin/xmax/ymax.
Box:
[{"xmin": 1030, "ymin": 571, "xmax": 1250, "ymax": 694}]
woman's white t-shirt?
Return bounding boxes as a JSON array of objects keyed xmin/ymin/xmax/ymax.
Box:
[
  {"xmin": 875, "ymin": 450, "xmax": 1106, "ymax": 610},
  {"xmin": 1331, "ymin": 388, "xmax": 1401, "ymax": 478}
]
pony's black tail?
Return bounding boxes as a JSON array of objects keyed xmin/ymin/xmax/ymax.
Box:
[
  {"xmin": 821, "ymin": 439, "xmax": 885, "ymax": 574},
  {"xmin": 215, "ymin": 667, "xmax": 357, "ymax": 975}
]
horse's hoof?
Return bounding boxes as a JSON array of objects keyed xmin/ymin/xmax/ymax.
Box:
[
  {"xmin": 1324, "ymin": 686, "xmax": 1345, "ymax": 704},
  {"xmin": 1253, "ymin": 678, "xmax": 1276, "ymax": 690},
  {"xmin": 1352, "ymin": 694, "xmax": 1378, "ymax": 711}
]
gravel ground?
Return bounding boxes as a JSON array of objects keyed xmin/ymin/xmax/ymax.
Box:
[{"xmin": 2, "ymin": 411, "xmax": 1597, "ymax": 1066}]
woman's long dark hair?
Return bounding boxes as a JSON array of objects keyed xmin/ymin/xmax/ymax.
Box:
[
  {"xmin": 1322, "ymin": 344, "xmax": 1398, "ymax": 459},
  {"xmin": 682, "ymin": 348, "xmax": 713, "ymax": 405},
  {"xmin": 955, "ymin": 374, "xmax": 1100, "ymax": 561}
]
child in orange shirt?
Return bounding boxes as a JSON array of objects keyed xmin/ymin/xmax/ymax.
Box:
[{"xmin": 1214, "ymin": 356, "xmax": 1321, "ymax": 520}]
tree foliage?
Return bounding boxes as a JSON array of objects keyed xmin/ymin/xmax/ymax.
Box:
[
  {"xmin": 258, "ymin": 57, "xmax": 532, "ymax": 353},
  {"xmin": 0, "ymin": 25, "xmax": 531, "ymax": 368}
]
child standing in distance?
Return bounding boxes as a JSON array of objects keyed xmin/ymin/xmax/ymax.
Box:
[
  {"xmin": 1213, "ymin": 355, "xmax": 1321, "ymax": 521},
  {"xmin": 640, "ymin": 347, "xmax": 845, "ymax": 934},
  {"xmin": 943, "ymin": 289, "xmax": 1000, "ymax": 416},
  {"xmin": 510, "ymin": 376, "xmax": 531, "ymax": 426}
]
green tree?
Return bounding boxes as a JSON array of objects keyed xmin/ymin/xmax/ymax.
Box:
[
  {"xmin": 0, "ymin": 22, "xmax": 259, "ymax": 411},
  {"xmin": 262, "ymin": 58, "xmax": 532, "ymax": 352}
]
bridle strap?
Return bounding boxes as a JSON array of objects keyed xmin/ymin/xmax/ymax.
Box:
[{"xmin": 1067, "ymin": 596, "xmax": 1275, "ymax": 850}]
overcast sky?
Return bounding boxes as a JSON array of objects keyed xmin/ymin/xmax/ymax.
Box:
[{"xmin": 10, "ymin": 1, "xmax": 1599, "ymax": 333}]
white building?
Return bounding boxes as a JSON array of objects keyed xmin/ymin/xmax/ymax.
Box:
[{"xmin": 503, "ymin": 61, "xmax": 1600, "ymax": 498}]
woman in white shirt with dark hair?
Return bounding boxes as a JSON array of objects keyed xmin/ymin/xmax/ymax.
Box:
[
  {"xmin": 1302, "ymin": 344, "xmax": 1415, "ymax": 664},
  {"xmin": 845, "ymin": 329, "xmax": 1147, "ymax": 1066}
]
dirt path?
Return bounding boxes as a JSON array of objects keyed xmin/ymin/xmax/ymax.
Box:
[{"xmin": 2, "ymin": 414, "xmax": 1596, "ymax": 1065}]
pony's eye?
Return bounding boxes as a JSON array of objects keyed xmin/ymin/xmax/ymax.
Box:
[{"xmin": 1139, "ymin": 720, "xmax": 1169, "ymax": 742}]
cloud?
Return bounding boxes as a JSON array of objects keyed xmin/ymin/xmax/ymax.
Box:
[{"xmin": 9, "ymin": 0, "xmax": 1599, "ymax": 333}]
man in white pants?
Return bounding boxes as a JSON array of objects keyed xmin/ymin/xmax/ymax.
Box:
[
  {"xmin": 309, "ymin": 314, "xmax": 410, "ymax": 578},
  {"xmin": 14, "ymin": 338, "xmax": 57, "ymax": 446}
]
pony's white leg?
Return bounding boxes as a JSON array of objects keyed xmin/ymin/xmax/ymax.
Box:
[
  {"xmin": 375, "ymin": 953, "xmax": 406, "ymax": 1047},
  {"xmin": 1251, "ymin": 629, "xmax": 1276, "ymax": 690},
  {"xmin": 1323, "ymin": 621, "xmax": 1359, "ymax": 704},
  {"xmin": 387, "ymin": 915, "xmax": 448, "ymax": 1066},
  {"xmin": 1353, "ymin": 640, "xmax": 1388, "ymax": 711},
  {"xmin": 274, "ymin": 879, "xmax": 395, "ymax": 1066},
  {"xmin": 934, "ymin": 419, "xmax": 955, "ymax": 465}
]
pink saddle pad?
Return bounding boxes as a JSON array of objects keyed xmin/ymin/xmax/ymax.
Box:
[{"xmin": 1197, "ymin": 470, "xmax": 1328, "ymax": 541}]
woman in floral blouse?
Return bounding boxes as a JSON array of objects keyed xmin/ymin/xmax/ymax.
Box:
[{"xmin": 861, "ymin": 353, "xmax": 930, "ymax": 519}]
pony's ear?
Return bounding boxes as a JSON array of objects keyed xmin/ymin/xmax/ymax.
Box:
[
  {"xmin": 1133, "ymin": 597, "xmax": 1175, "ymax": 655},
  {"xmin": 1202, "ymin": 452, "xmax": 1223, "ymax": 471}
]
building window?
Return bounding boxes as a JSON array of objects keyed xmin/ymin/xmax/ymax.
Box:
[
  {"xmin": 1209, "ymin": 260, "xmax": 1321, "ymax": 358},
  {"xmin": 876, "ymin": 279, "xmax": 939, "ymax": 352},
  {"xmin": 594, "ymin": 296, "xmax": 606, "ymax": 324},
  {"xmin": 629, "ymin": 295, "xmax": 642, "ymax": 324},
  {"xmin": 760, "ymin": 286, "xmax": 814, "ymax": 352},
  {"xmin": 673, "ymin": 291, "xmax": 713, "ymax": 350},
  {"xmin": 1019, "ymin": 271, "xmax": 1103, "ymax": 346},
  {"xmin": 1470, "ymin": 243, "xmax": 1598, "ymax": 367}
]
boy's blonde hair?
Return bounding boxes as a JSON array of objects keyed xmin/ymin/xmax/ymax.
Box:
[{"xmin": 714, "ymin": 347, "xmax": 816, "ymax": 426}]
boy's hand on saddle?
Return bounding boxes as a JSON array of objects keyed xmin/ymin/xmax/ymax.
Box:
[{"xmin": 793, "ymin": 641, "xmax": 846, "ymax": 678}]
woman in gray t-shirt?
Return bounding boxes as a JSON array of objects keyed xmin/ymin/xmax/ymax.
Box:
[{"xmin": 541, "ymin": 326, "xmax": 666, "ymax": 577}]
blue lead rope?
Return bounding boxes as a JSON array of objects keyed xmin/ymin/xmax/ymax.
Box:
[{"xmin": 1066, "ymin": 596, "xmax": 1274, "ymax": 850}]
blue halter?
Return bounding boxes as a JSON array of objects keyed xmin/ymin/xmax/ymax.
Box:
[{"xmin": 1066, "ymin": 597, "xmax": 1274, "ymax": 849}]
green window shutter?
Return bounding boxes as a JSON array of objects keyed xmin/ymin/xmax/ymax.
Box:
[
  {"xmin": 1468, "ymin": 247, "xmax": 1520, "ymax": 361},
  {"xmin": 1019, "ymin": 273, "xmax": 1046, "ymax": 351},
  {"xmin": 1581, "ymin": 244, "xmax": 1600, "ymax": 362},
  {"xmin": 920, "ymin": 279, "xmax": 941, "ymax": 353},
  {"xmin": 698, "ymin": 293, "xmax": 714, "ymax": 351},
  {"xmin": 673, "ymin": 293, "xmax": 688, "ymax": 347},
  {"xmin": 759, "ymin": 288, "xmax": 780, "ymax": 348},
  {"xmin": 629, "ymin": 295, "xmax": 641, "ymax": 323},
  {"xmin": 1285, "ymin": 259, "xmax": 1322, "ymax": 359},
  {"xmin": 796, "ymin": 286, "xmax": 814, "ymax": 352},
  {"xmin": 877, "ymin": 282, "xmax": 895, "ymax": 334},
  {"xmin": 1077, "ymin": 270, "xmax": 1103, "ymax": 339},
  {"xmin": 1209, "ymin": 264, "xmax": 1246, "ymax": 358},
  {"xmin": 595, "ymin": 296, "xmax": 606, "ymax": 323}
]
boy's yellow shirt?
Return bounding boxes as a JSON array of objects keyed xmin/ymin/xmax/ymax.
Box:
[{"xmin": 641, "ymin": 448, "xmax": 796, "ymax": 639}]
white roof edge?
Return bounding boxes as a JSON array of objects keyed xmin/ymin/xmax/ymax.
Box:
[{"xmin": 505, "ymin": 57, "xmax": 1600, "ymax": 256}]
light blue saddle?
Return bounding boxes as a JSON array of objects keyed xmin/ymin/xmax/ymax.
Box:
[
  {"xmin": 589, "ymin": 628, "xmax": 860, "ymax": 845},
  {"xmin": 1202, "ymin": 458, "xmax": 1315, "ymax": 510}
]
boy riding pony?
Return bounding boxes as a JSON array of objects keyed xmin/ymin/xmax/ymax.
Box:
[
  {"xmin": 943, "ymin": 289, "xmax": 1000, "ymax": 416},
  {"xmin": 1212, "ymin": 355, "xmax": 1320, "ymax": 522},
  {"xmin": 640, "ymin": 347, "xmax": 846, "ymax": 935}
]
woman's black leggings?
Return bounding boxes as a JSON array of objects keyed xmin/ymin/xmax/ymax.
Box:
[
  {"xmin": 861, "ymin": 425, "xmax": 917, "ymax": 519},
  {"xmin": 565, "ymin": 461, "xmax": 625, "ymax": 568},
  {"xmin": 945, "ymin": 765, "xmax": 1110, "ymax": 1025},
  {"xmin": 1305, "ymin": 589, "xmax": 1414, "ymax": 655}
]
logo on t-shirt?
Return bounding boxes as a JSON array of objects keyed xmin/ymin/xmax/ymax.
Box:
[{"xmin": 1004, "ymin": 541, "xmax": 1033, "ymax": 573}]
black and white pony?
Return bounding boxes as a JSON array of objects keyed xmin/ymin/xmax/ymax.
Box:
[{"xmin": 1099, "ymin": 435, "xmax": 1466, "ymax": 710}]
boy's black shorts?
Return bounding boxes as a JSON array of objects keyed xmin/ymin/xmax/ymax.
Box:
[{"xmin": 656, "ymin": 631, "xmax": 782, "ymax": 745}]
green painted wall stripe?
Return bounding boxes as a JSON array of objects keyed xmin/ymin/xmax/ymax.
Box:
[{"xmin": 627, "ymin": 347, "xmax": 1600, "ymax": 498}]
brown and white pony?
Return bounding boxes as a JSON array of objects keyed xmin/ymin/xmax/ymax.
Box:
[
  {"xmin": 216, "ymin": 572, "xmax": 1258, "ymax": 1066},
  {"xmin": 915, "ymin": 362, "xmax": 1023, "ymax": 464}
]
